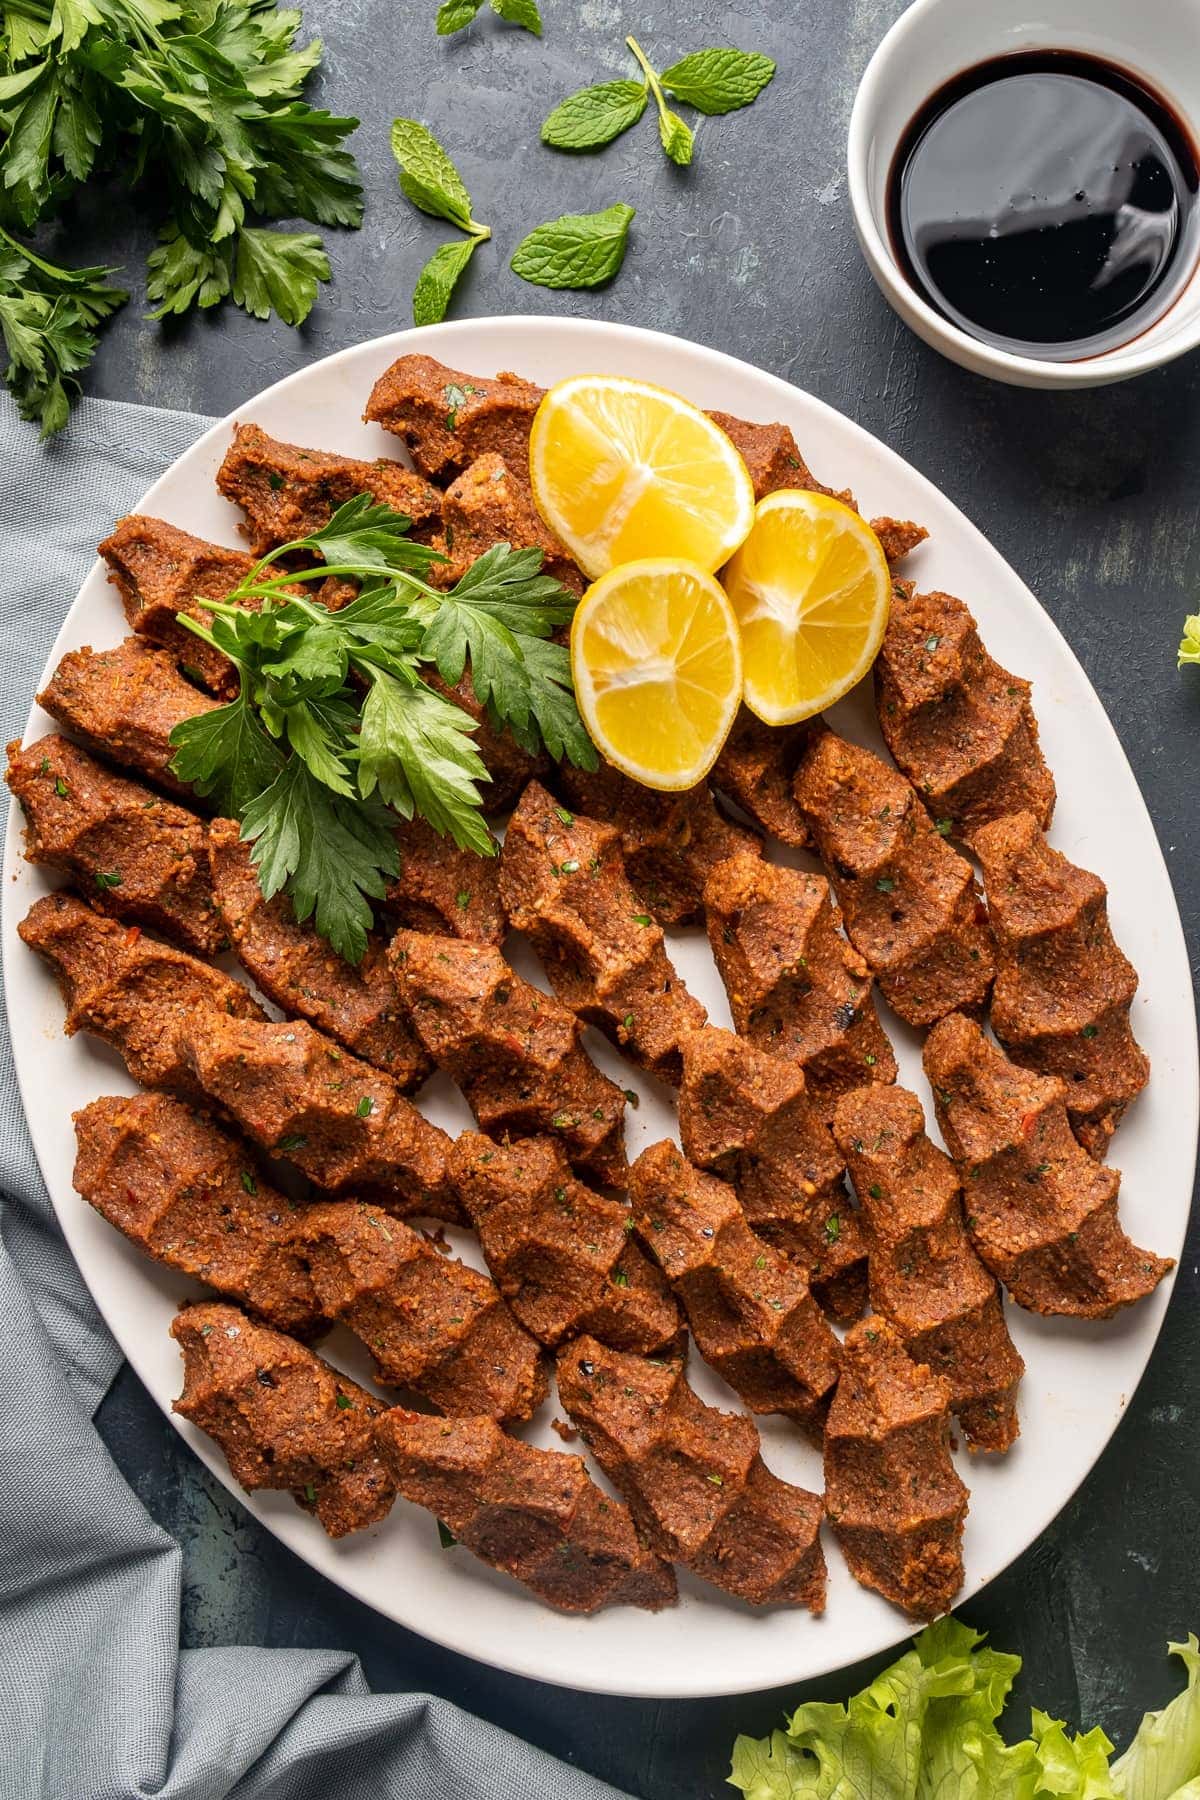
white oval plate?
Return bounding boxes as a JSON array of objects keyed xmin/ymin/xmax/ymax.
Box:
[{"xmin": 4, "ymin": 318, "xmax": 1195, "ymax": 1699}]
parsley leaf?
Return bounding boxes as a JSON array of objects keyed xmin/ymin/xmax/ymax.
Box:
[
  {"xmin": 169, "ymin": 691, "xmax": 286, "ymax": 817},
  {"xmin": 231, "ymin": 228, "xmax": 331, "ymax": 328},
  {"xmin": 359, "ymin": 670, "xmax": 495, "ymax": 854},
  {"xmin": 413, "ymin": 236, "xmax": 481, "ymax": 325},
  {"xmin": 660, "ymin": 49, "xmax": 776, "ymax": 114},
  {"xmin": 510, "ymin": 203, "xmax": 634, "ymax": 290},
  {"xmin": 415, "ymin": 544, "xmax": 596, "ymax": 768},
  {"xmin": 145, "ymin": 228, "xmax": 231, "ymax": 318},
  {"xmin": 541, "ymin": 81, "xmax": 649, "ymax": 151},
  {"xmin": 242, "ymin": 758, "xmax": 398, "ymax": 965},
  {"xmin": 302, "ymin": 495, "xmax": 445, "ymax": 575}
]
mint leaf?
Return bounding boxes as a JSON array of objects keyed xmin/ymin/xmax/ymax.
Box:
[
  {"xmin": 510, "ymin": 203, "xmax": 634, "ymax": 290},
  {"xmin": 390, "ymin": 118, "xmax": 475, "ymax": 231},
  {"xmin": 436, "ymin": 0, "xmax": 483, "ymax": 33},
  {"xmin": 413, "ymin": 235, "xmax": 480, "ymax": 325},
  {"xmin": 358, "ymin": 671, "xmax": 495, "ymax": 855},
  {"xmin": 1179, "ymin": 616, "xmax": 1200, "ymax": 668},
  {"xmin": 542, "ymin": 80, "xmax": 648, "ymax": 151},
  {"xmin": 168, "ymin": 693, "xmax": 286, "ymax": 818},
  {"xmin": 490, "ymin": 0, "xmax": 542, "ymax": 32},
  {"xmin": 660, "ymin": 48, "xmax": 776, "ymax": 114},
  {"xmin": 659, "ymin": 109, "xmax": 693, "ymax": 165},
  {"xmin": 242, "ymin": 758, "xmax": 397, "ymax": 965},
  {"xmin": 230, "ymin": 228, "xmax": 330, "ymax": 327}
]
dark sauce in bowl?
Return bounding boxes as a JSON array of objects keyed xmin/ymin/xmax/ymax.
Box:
[{"xmin": 887, "ymin": 51, "xmax": 1200, "ymax": 360}]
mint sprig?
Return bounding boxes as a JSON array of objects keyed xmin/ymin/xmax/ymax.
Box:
[
  {"xmin": 391, "ymin": 120, "xmax": 491, "ymax": 324},
  {"xmin": 510, "ymin": 203, "xmax": 634, "ymax": 290},
  {"xmin": 541, "ymin": 36, "xmax": 775, "ymax": 162}
]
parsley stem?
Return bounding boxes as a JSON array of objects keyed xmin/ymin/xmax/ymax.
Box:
[{"xmin": 625, "ymin": 35, "xmax": 668, "ymax": 129}]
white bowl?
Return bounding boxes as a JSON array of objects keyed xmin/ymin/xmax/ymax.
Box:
[{"xmin": 847, "ymin": 0, "xmax": 1200, "ymax": 387}]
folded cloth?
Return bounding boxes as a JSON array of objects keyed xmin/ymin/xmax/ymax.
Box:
[{"xmin": 0, "ymin": 395, "xmax": 631, "ymax": 1800}]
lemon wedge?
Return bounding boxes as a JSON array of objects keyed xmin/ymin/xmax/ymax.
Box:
[
  {"xmin": 570, "ymin": 559, "xmax": 743, "ymax": 790},
  {"xmin": 722, "ymin": 489, "xmax": 891, "ymax": 725},
  {"xmin": 530, "ymin": 374, "xmax": 755, "ymax": 581}
]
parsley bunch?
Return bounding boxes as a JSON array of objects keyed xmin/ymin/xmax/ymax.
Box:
[
  {"xmin": 0, "ymin": 0, "xmax": 362, "ymax": 427},
  {"xmin": 168, "ymin": 495, "xmax": 596, "ymax": 963}
]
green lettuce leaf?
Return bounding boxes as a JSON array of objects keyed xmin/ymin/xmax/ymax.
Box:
[{"xmin": 1112, "ymin": 1637, "xmax": 1200, "ymax": 1800}]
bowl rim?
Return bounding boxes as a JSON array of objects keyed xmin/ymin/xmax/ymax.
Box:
[{"xmin": 846, "ymin": 0, "xmax": 1200, "ymax": 387}]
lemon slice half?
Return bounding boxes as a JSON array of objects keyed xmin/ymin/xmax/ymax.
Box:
[
  {"xmin": 530, "ymin": 373, "xmax": 755, "ymax": 581},
  {"xmin": 722, "ymin": 489, "xmax": 891, "ymax": 725},
  {"xmin": 570, "ymin": 559, "xmax": 744, "ymax": 790}
]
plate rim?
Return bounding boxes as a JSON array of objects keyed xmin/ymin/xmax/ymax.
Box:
[{"xmin": 4, "ymin": 313, "xmax": 1196, "ymax": 1699}]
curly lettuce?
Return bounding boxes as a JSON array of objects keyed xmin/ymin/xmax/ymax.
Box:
[{"xmin": 729, "ymin": 1621, "xmax": 1200, "ymax": 1800}]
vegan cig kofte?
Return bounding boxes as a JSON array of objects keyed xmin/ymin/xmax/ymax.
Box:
[{"xmin": 9, "ymin": 350, "xmax": 1167, "ymax": 1621}]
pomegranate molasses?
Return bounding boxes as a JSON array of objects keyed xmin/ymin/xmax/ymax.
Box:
[{"xmin": 888, "ymin": 52, "xmax": 1199, "ymax": 360}]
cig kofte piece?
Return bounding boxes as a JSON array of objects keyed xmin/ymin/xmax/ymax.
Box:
[
  {"xmin": 831, "ymin": 1085, "xmax": 1024, "ymax": 1452},
  {"xmin": 448, "ymin": 1133, "xmax": 681, "ymax": 1353},
  {"xmin": 499, "ymin": 780, "xmax": 707, "ymax": 1084},
  {"xmin": 875, "ymin": 588, "xmax": 1055, "ymax": 847},
  {"xmin": 178, "ymin": 1013, "xmax": 461, "ymax": 1222},
  {"xmin": 7, "ymin": 734, "xmax": 225, "ymax": 958},
  {"xmin": 384, "ymin": 813, "xmax": 505, "ymax": 946},
  {"xmin": 373, "ymin": 1410, "xmax": 677, "ymax": 1614},
  {"xmin": 98, "ymin": 514, "xmax": 260, "ymax": 696},
  {"xmin": 703, "ymin": 852, "xmax": 897, "ymax": 1118},
  {"xmin": 37, "ymin": 636, "xmax": 219, "ymax": 800},
  {"xmin": 824, "ymin": 1317, "xmax": 968, "ymax": 1619},
  {"xmin": 364, "ymin": 354, "xmax": 545, "ymax": 483},
  {"xmin": 557, "ymin": 1335, "xmax": 827, "ymax": 1611},
  {"xmin": 73, "ymin": 1092, "xmax": 323, "ymax": 1338},
  {"xmin": 707, "ymin": 408, "xmax": 928, "ymax": 566},
  {"xmin": 435, "ymin": 453, "xmax": 582, "ymax": 593},
  {"xmin": 296, "ymin": 1201, "xmax": 546, "ymax": 1422},
  {"xmin": 390, "ymin": 931, "xmax": 628, "ymax": 1187},
  {"xmin": 216, "ymin": 421, "xmax": 443, "ymax": 556},
  {"xmin": 792, "ymin": 724, "xmax": 995, "ymax": 1028},
  {"xmin": 171, "ymin": 1301, "xmax": 396, "ymax": 1537},
  {"xmin": 629, "ymin": 1141, "xmax": 840, "ymax": 1439},
  {"xmin": 924, "ymin": 1012, "xmax": 1171, "ymax": 1318},
  {"xmin": 677, "ymin": 1025, "xmax": 866, "ymax": 1320},
  {"xmin": 973, "ymin": 811, "xmax": 1148, "ymax": 1160},
  {"xmin": 556, "ymin": 758, "xmax": 760, "ymax": 927},
  {"xmin": 19, "ymin": 891, "xmax": 264, "ymax": 1095},
  {"xmin": 207, "ymin": 817, "xmax": 432, "ymax": 1091},
  {"xmin": 712, "ymin": 710, "xmax": 814, "ymax": 849}
]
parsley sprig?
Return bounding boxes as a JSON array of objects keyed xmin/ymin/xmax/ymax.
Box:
[
  {"xmin": 168, "ymin": 495, "xmax": 596, "ymax": 963},
  {"xmin": 0, "ymin": 227, "xmax": 127, "ymax": 435}
]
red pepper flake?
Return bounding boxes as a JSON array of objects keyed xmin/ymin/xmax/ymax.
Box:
[
  {"xmin": 123, "ymin": 925, "xmax": 141, "ymax": 947},
  {"xmin": 1019, "ymin": 1109, "xmax": 1038, "ymax": 1141}
]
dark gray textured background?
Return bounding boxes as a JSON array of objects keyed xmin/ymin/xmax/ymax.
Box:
[{"xmin": 49, "ymin": 0, "xmax": 1200, "ymax": 1789}]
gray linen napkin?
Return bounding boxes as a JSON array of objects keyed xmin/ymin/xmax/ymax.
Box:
[{"xmin": 0, "ymin": 394, "xmax": 631, "ymax": 1800}]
